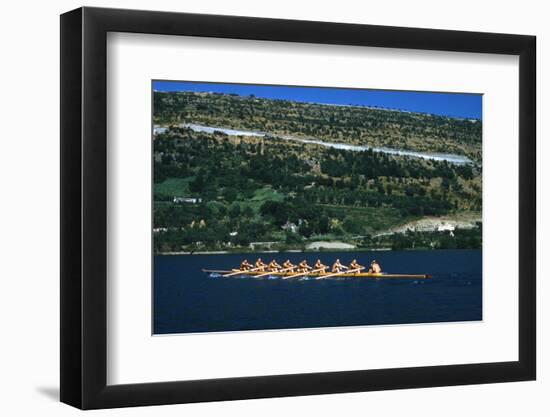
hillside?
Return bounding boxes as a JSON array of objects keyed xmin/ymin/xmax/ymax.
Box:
[
  {"xmin": 154, "ymin": 91, "xmax": 482, "ymax": 162},
  {"xmin": 153, "ymin": 91, "xmax": 482, "ymax": 253}
]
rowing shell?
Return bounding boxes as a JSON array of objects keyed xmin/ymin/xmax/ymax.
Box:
[{"xmin": 202, "ymin": 269, "xmax": 430, "ymax": 279}]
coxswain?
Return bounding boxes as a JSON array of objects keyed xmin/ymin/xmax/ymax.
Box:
[
  {"xmin": 369, "ymin": 260, "xmax": 382, "ymax": 274},
  {"xmin": 298, "ymin": 259, "xmax": 312, "ymax": 273},
  {"xmin": 282, "ymin": 259, "xmax": 296, "ymax": 272},
  {"xmin": 332, "ymin": 258, "xmax": 348, "ymax": 273},
  {"xmin": 314, "ymin": 259, "xmax": 328, "ymax": 274},
  {"xmin": 349, "ymin": 259, "xmax": 364, "ymax": 272},
  {"xmin": 240, "ymin": 259, "xmax": 253, "ymax": 271},
  {"xmin": 255, "ymin": 258, "xmax": 267, "ymax": 272},
  {"xmin": 268, "ymin": 259, "xmax": 282, "ymax": 272}
]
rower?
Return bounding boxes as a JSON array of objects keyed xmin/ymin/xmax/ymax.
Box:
[
  {"xmin": 349, "ymin": 259, "xmax": 364, "ymax": 272},
  {"xmin": 314, "ymin": 259, "xmax": 328, "ymax": 273},
  {"xmin": 332, "ymin": 258, "xmax": 348, "ymax": 273},
  {"xmin": 255, "ymin": 258, "xmax": 267, "ymax": 272},
  {"xmin": 268, "ymin": 259, "xmax": 282, "ymax": 272},
  {"xmin": 240, "ymin": 259, "xmax": 253, "ymax": 271},
  {"xmin": 369, "ymin": 260, "xmax": 382, "ymax": 274},
  {"xmin": 298, "ymin": 259, "xmax": 312, "ymax": 273},
  {"xmin": 282, "ymin": 259, "xmax": 296, "ymax": 272}
]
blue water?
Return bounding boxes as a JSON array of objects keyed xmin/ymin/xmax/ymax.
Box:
[{"xmin": 153, "ymin": 250, "xmax": 482, "ymax": 334}]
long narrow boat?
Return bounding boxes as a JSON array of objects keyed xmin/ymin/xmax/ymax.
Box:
[{"xmin": 202, "ymin": 269, "xmax": 430, "ymax": 279}]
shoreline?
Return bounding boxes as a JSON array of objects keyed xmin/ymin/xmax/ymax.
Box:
[{"xmin": 156, "ymin": 247, "xmax": 483, "ymax": 256}]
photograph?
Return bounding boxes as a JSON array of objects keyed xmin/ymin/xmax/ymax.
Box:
[
  {"xmin": 152, "ymin": 81, "xmax": 483, "ymax": 335},
  {"xmin": 1, "ymin": 0, "xmax": 541, "ymax": 413}
]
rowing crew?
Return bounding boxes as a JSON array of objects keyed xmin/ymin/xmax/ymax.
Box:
[{"xmin": 240, "ymin": 258, "xmax": 383, "ymax": 274}]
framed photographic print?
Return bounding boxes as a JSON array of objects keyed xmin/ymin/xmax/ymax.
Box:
[{"xmin": 60, "ymin": 6, "xmax": 536, "ymax": 409}]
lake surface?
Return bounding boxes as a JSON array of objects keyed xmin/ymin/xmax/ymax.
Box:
[
  {"xmin": 154, "ymin": 250, "xmax": 482, "ymax": 334},
  {"xmin": 177, "ymin": 123, "xmax": 473, "ymax": 165}
]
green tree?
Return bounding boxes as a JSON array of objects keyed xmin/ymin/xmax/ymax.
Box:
[
  {"xmin": 343, "ymin": 216, "xmax": 362, "ymax": 234},
  {"xmin": 242, "ymin": 205, "xmax": 254, "ymax": 218},
  {"xmin": 222, "ymin": 187, "xmax": 238, "ymax": 203},
  {"xmin": 228, "ymin": 203, "xmax": 241, "ymax": 218},
  {"xmin": 318, "ymin": 215, "xmax": 330, "ymax": 234}
]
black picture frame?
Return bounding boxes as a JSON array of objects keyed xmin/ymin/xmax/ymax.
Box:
[{"xmin": 60, "ymin": 6, "xmax": 536, "ymax": 410}]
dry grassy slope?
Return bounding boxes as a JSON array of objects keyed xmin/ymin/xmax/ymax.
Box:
[{"xmin": 154, "ymin": 91, "xmax": 483, "ymax": 163}]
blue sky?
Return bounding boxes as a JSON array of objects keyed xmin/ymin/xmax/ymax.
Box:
[{"xmin": 153, "ymin": 80, "xmax": 482, "ymax": 119}]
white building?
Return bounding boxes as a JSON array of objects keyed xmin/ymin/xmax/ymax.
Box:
[
  {"xmin": 173, "ymin": 197, "xmax": 202, "ymax": 204},
  {"xmin": 281, "ymin": 221, "xmax": 298, "ymax": 233},
  {"xmin": 437, "ymin": 223, "xmax": 456, "ymax": 232}
]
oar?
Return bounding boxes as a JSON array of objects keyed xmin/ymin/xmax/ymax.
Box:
[
  {"xmin": 222, "ymin": 266, "xmax": 262, "ymax": 277},
  {"xmin": 316, "ymin": 267, "xmax": 365, "ymax": 280},
  {"xmin": 283, "ymin": 268, "xmax": 324, "ymax": 280},
  {"xmin": 202, "ymin": 269, "xmax": 232, "ymax": 274},
  {"xmin": 255, "ymin": 266, "xmax": 294, "ymax": 278}
]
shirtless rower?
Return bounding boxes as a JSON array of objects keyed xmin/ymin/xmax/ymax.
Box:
[
  {"xmin": 332, "ymin": 258, "xmax": 348, "ymax": 273},
  {"xmin": 314, "ymin": 259, "xmax": 328, "ymax": 274},
  {"xmin": 349, "ymin": 259, "xmax": 364, "ymax": 271},
  {"xmin": 268, "ymin": 259, "xmax": 282, "ymax": 272},
  {"xmin": 369, "ymin": 260, "xmax": 382, "ymax": 274},
  {"xmin": 282, "ymin": 259, "xmax": 296, "ymax": 272},
  {"xmin": 240, "ymin": 259, "xmax": 253, "ymax": 271},
  {"xmin": 255, "ymin": 258, "xmax": 268, "ymax": 272},
  {"xmin": 298, "ymin": 259, "xmax": 312, "ymax": 273}
]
